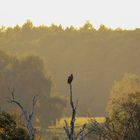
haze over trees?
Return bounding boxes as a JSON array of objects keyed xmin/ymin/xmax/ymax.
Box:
[
  {"xmin": 0, "ymin": 51, "xmax": 66, "ymax": 128},
  {"xmin": 1, "ymin": 72, "xmax": 140, "ymax": 140},
  {"xmin": 0, "ymin": 20, "xmax": 140, "ymax": 116}
]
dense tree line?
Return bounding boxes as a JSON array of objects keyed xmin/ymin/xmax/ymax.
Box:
[{"xmin": 0, "ymin": 20, "xmax": 140, "ymax": 116}]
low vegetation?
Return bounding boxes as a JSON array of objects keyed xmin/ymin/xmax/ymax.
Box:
[{"xmin": 1, "ymin": 72, "xmax": 140, "ymax": 140}]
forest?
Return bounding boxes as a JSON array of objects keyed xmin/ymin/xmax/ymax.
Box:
[{"xmin": 0, "ymin": 21, "xmax": 140, "ymax": 139}]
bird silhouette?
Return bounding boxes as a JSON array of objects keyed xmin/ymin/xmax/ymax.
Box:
[{"xmin": 67, "ymin": 74, "xmax": 73, "ymax": 84}]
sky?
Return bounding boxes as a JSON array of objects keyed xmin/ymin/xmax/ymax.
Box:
[{"xmin": 0, "ymin": 0, "xmax": 140, "ymax": 29}]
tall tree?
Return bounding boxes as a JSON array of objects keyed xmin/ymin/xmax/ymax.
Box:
[
  {"xmin": 0, "ymin": 51, "xmax": 66, "ymax": 128},
  {"xmin": 106, "ymin": 73, "xmax": 140, "ymax": 139}
]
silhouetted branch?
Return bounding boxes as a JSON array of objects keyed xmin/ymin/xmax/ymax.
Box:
[
  {"xmin": 64, "ymin": 74, "xmax": 87, "ymax": 140},
  {"xmin": 8, "ymin": 88, "xmax": 37, "ymax": 140},
  {"xmin": 75, "ymin": 124, "xmax": 86, "ymax": 140}
]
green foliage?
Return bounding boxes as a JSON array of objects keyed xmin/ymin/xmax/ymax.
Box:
[
  {"xmin": 0, "ymin": 110, "xmax": 29, "ymax": 140},
  {"xmin": 0, "ymin": 111, "xmax": 16, "ymax": 139},
  {"xmin": 105, "ymin": 73, "xmax": 140, "ymax": 139},
  {"xmin": 14, "ymin": 128, "xmax": 29, "ymax": 140},
  {"xmin": 107, "ymin": 73, "xmax": 140, "ymax": 119}
]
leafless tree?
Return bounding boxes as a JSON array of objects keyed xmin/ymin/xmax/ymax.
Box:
[
  {"xmin": 8, "ymin": 88, "xmax": 37, "ymax": 140},
  {"xmin": 64, "ymin": 74, "xmax": 86, "ymax": 140}
]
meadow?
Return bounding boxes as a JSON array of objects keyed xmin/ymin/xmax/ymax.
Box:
[{"xmin": 46, "ymin": 117, "xmax": 105, "ymax": 139}]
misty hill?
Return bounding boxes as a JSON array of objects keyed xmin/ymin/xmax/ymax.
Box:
[{"xmin": 0, "ymin": 20, "xmax": 140, "ymax": 116}]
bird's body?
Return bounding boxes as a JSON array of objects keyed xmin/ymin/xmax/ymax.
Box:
[{"xmin": 67, "ymin": 74, "xmax": 73, "ymax": 84}]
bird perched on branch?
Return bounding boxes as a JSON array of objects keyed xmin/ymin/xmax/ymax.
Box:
[{"xmin": 67, "ymin": 74, "xmax": 73, "ymax": 84}]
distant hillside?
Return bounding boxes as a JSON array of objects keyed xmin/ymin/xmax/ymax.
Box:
[{"xmin": 0, "ymin": 21, "xmax": 140, "ymax": 116}]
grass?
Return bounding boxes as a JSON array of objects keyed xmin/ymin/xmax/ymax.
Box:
[
  {"xmin": 46, "ymin": 117, "xmax": 105, "ymax": 139},
  {"xmin": 54, "ymin": 117, "xmax": 105, "ymax": 128}
]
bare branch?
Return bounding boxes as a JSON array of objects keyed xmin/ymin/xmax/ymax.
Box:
[
  {"xmin": 75, "ymin": 123, "xmax": 86, "ymax": 140},
  {"xmin": 64, "ymin": 119, "xmax": 70, "ymax": 138},
  {"xmin": 8, "ymin": 88, "xmax": 37, "ymax": 140},
  {"xmin": 30, "ymin": 95, "xmax": 38, "ymax": 119},
  {"xmin": 64, "ymin": 74, "xmax": 87, "ymax": 140}
]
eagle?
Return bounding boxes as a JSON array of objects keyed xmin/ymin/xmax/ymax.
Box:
[{"xmin": 67, "ymin": 74, "xmax": 73, "ymax": 84}]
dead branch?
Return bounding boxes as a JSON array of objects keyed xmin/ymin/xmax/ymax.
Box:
[
  {"xmin": 64, "ymin": 74, "xmax": 87, "ymax": 140},
  {"xmin": 8, "ymin": 88, "xmax": 37, "ymax": 140}
]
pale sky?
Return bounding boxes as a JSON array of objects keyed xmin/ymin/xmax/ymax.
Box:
[{"xmin": 0, "ymin": 0, "xmax": 140, "ymax": 29}]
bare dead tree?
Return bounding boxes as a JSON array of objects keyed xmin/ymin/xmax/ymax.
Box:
[
  {"xmin": 64, "ymin": 74, "xmax": 86, "ymax": 140},
  {"xmin": 8, "ymin": 88, "xmax": 37, "ymax": 140}
]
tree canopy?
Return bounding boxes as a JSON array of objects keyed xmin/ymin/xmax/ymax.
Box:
[
  {"xmin": 0, "ymin": 20, "xmax": 140, "ymax": 116},
  {"xmin": 106, "ymin": 73, "xmax": 140, "ymax": 139},
  {"xmin": 0, "ymin": 51, "xmax": 66, "ymax": 128}
]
